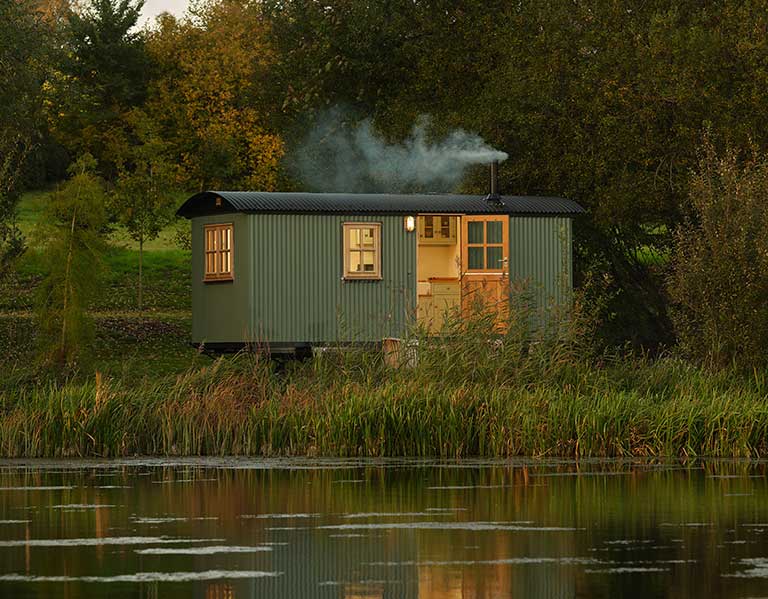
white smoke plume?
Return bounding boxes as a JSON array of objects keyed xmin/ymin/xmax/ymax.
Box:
[{"xmin": 293, "ymin": 111, "xmax": 508, "ymax": 193}]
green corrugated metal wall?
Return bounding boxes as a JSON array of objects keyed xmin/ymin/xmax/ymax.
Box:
[
  {"xmin": 508, "ymin": 216, "xmax": 573, "ymax": 309},
  {"xmin": 249, "ymin": 214, "xmax": 416, "ymax": 343},
  {"xmin": 190, "ymin": 213, "xmax": 572, "ymax": 345},
  {"xmin": 191, "ymin": 213, "xmax": 253, "ymax": 343}
]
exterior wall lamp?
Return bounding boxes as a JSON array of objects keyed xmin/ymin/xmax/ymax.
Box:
[{"xmin": 404, "ymin": 215, "xmax": 416, "ymax": 232}]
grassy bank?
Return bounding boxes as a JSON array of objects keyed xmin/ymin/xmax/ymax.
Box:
[{"xmin": 2, "ymin": 348, "xmax": 768, "ymax": 459}]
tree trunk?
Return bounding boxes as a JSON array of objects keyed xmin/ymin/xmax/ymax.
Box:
[
  {"xmin": 60, "ymin": 207, "xmax": 78, "ymax": 362},
  {"xmin": 138, "ymin": 234, "xmax": 143, "ymax": 315}
]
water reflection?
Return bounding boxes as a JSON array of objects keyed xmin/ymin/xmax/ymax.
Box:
[{"xmin": 0, "ymin": 458, "xmax": 767, "ymax": 597}]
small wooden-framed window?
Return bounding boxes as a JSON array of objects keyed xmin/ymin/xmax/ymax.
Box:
[
  {"xmin": 203, "ymin": 223, "xmax": 234, "ymax": 282},
  {"xmin": 343, "ymin": 222, "xmax": 382, "ymax": 280}
]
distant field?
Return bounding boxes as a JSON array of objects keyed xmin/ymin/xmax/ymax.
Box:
[
  {"xmin": 16, "ymin": 188, "xmax": 190, "ymax": 251},
  {"xmin": 6, "ymin": 189, "xmax": 192, "ymax": 311}
]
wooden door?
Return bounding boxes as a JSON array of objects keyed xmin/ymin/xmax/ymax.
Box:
[{"xmin": 460, "ymin": 216, "xmax": 509, "ymax": 322}]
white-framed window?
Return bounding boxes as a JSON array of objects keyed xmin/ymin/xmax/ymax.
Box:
[
  {"xmin": 203, "ymin": 223, "xmax": 234, "ymax": 282},
  {"xmin": 343, "ymin": 222, "xmax": 382, "ymax": 280}
]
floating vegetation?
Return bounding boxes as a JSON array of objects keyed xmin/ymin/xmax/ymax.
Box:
[
  {"xmin": 318, "ymin": 521, "xmax": 582, "ymax": 532},
  {"xmin": 0, "ymin": 571, "xmax": 281, "ymax": 583},
  {"xmin": 134, "ymin": 545, "xmax": 272, "ymax": 555},
  {"xmin": 0, "ymin": 536, "xmax": 221, "ymax": 547}
]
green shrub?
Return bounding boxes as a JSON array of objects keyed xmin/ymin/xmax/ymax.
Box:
[{"xmin": 669, "ymin": 140, "xmax": 768, "ymax": 369}]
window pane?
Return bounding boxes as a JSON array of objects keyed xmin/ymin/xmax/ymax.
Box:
[
  {"xmin": 206, "ymin": 253, "xmax": 215, "ymax": 274},
  {"xmin": 350, "ymin": 250, "xmax": 362, "ymax": 272},
  {"xmin": 222, "ymin": 251, "xmax": 231, "ymax": 273},
  {"xmin": 439, "ymin": 216, "xmax": 451, "ymax": 238},
  {"xmin": 362, "ymin": 251, "xmax": 376, "ymax": 272},
  {"xmin": 349, "ymin": 228, "xmax": 361, "ymax": 249},
  {"xmin": 487, "ymin": 246, "xmax": 503, "ymax": 269},
  {"xmin": 487, "ymin": 221, "xmax": 503, "ymax": 244},
  {"xmin": 361, "ymin": 228, "xmax": 375, "ymax": 247},
  {"xmin": 468, "ymin": 247, "xmax": 484, "ymax": 269},
  {"xmin": 424, "ymin": 216, "xmax": 434, "ymax": 238},
  {"xmin": 206, "ymin": 230, "xmax": 215, "ymax": 251},
  {"xmin": 468, "ymin": 221, "xmax": 484, "ymax": 244}
]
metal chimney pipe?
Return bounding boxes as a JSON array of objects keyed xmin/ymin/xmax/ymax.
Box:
[
  {"xmin": 489, "ymin": 161, "xmax": 499, "ymax": 196},
  {"xmin": 485, "ymin": 160, "xmax": 503, "ymax": 204}
]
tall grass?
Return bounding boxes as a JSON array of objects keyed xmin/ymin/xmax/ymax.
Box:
[{"xmin": 2, "ymin": 298, "xmax": 768, "ymax": 458}]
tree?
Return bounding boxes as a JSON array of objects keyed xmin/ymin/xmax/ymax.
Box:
[
  {"xmin": 263, "ymin": 0, "xmax": 768, "ymax": 347},
  {"xmin": 145, "ymin": 1, "xmax": 283, "ymax": 191},
  {"xmin": 668, "ymin": 140, "xmax": 768, "ymax": 369},
  {"xmin": 48, "ymin": 0, "xmax": 149, "ymax": 177},
  {"xmin": 112, "ymin": 110, "xmax": 179, "ymax": 312},
  {"xmin": 0, "ymin": 0, "xmax": 50, "ymax": 277},
  {"xmin": 35, "ymin": 154, "xmax": 108, "ymax": 366}
]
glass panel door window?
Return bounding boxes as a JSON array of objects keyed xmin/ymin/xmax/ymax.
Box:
[{"xmin": 465, "ymin": 220, "xmax": 506, "ymax": 271}]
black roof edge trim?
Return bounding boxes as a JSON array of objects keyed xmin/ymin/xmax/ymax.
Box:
[
  {"xmin": 176, "ymin": 190, "xmax": 586, "ymax": 219},
  {"xmin": 176, "ymin": 191, "xmax": 237, "ymax": 218}
]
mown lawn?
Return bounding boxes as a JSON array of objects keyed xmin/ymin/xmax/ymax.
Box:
[
  {"xmin": 3, "ymin": 247, "xmax": 191, "ymax": 312},
  {"xmin": 0, "ymin": 312, "xmax": 209, "ymax": 388}
]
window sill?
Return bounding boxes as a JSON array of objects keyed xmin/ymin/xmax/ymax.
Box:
[
  {"xmin": 342, "ymin": 274, "xmax": 383, "ymax": 281},
  {"xmin": 203, "ymin": 276, "xmax": 234, "ymax": 284}
]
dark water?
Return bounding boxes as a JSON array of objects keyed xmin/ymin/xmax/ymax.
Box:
[{"xmin": 1, "ymin": 458, "xmax": 768, "ymax": 598}]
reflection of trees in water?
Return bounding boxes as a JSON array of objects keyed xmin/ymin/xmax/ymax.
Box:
[
  {"xmin": 2, "ymin": 461, "xmax": 768, "ymax": 598},
  {"xmin": 205, "ymin": 583, "xmax": 234, "ymax": 599}
]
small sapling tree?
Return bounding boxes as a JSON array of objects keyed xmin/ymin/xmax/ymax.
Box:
[
  {"xmin": 35, "ymin": 154, "xmax": 108, "ymax": 367},
  {"xmin": 112, "ymin": 110, "xmax": 178, "ymax": 312}
]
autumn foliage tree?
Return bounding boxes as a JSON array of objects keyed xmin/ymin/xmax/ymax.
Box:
[{"xmin": 145, "ymin": 1, "xmax": 283, "ymax": 191}]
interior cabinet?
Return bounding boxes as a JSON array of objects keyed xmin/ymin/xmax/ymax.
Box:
[
  {"xmin": 418, "ymin": 215, "xmax": 457, "ymax": 245},
  {"xmin": 417, "ymin": 279, "xmax": 460, "ymax": 333}
]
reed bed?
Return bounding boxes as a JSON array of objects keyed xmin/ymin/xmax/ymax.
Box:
[
  {"xmin": 0, "ymin": 349, "xmax": 768, "ymax": 458},
  {"xmin": 3, "ymin": 303, "xmax": 768, "ymax": 458}
]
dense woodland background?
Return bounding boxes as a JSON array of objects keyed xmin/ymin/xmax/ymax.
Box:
[{"xmin": 5, "ymin": 0, "xmax": 768, "ymax": 368}]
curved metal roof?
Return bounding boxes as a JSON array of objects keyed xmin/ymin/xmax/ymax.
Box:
[{"xmin": 176, "ymin": 191, "xmax": 585, "ymax": 218}]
